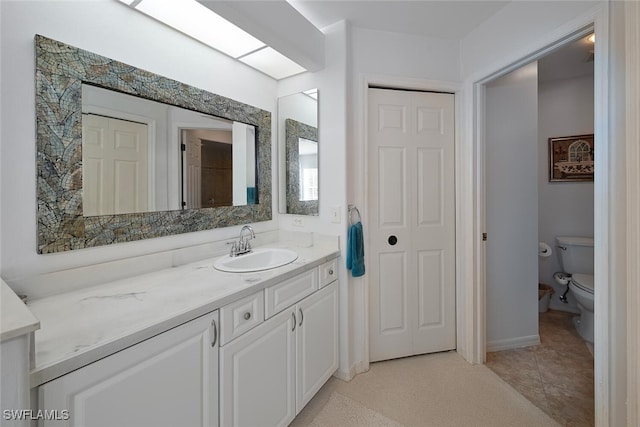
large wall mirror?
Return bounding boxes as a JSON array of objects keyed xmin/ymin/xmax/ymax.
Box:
[
  {"xmin": 35, "ymin": 35, "xmax": 271, "ymax": 253},
  {"xmin": 278, "ymin": 89, "xmax": 319, "ymax": 215}
]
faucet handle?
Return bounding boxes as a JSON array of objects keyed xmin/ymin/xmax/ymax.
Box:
[{"xmin": 226, "ymin": 241, "xmax": 238, "ymax": 256}]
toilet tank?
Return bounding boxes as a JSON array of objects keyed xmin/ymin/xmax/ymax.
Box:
[{"xmin": 556, "ymin": 236, "xmax": 594, "ymax": 274}]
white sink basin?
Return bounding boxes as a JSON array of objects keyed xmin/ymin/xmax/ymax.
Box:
[{"xmin": 213, "ymin": 248, "xmax": 298, "ymax": 273}]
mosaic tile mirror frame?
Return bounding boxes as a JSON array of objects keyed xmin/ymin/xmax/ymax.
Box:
[
  {"xmin": 285, "ymin": 118, "xmax": 319, "ymax": 216},
  {"xmin": 35, "ymin": 35, "xmax": 272, "ymax": 254}
]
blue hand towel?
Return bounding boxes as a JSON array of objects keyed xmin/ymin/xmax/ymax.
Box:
[{"xmin": 346, "ymin": 221, "xmax": 365, "ymax": 277}]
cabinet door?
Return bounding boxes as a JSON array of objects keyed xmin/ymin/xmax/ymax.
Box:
[
  {"xmin": 39, "ymin": 312, "xmax": 219, "ymax": 427},
  {"xmin": 296, "ymin": 281, "xmax": 339, "ymax": 412},
  {"xmin": 220, "ymin": 307, "xmax": 296, "ymax": 427}
]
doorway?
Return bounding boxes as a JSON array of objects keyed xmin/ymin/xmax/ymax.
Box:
[
  {"xmin": 481, "ymin": 31, "xmax": 596, "ymax": 425},
  {"xmin": 367, "ymin": 87, "xmax": 456, "ymax": 362}
]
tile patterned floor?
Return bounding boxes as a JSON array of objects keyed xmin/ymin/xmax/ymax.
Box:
[{"xmin": 486, "ymin": 310, "xmax": 594, "ymax": 427}]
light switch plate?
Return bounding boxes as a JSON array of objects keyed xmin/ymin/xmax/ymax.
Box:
[{"xmin": 330, "ymin": 206, "xmax": 341, "ymax": 223}]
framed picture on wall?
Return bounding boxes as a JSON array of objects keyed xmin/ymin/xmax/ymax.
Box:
[{"xmin": 548, "ymin": 134, "xmax": 594, "ymax": 182}]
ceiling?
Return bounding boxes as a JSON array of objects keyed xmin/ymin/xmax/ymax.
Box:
[
  {"xmin": 538, "ymin": 34, "xmax": 595, "ymax": 82},
  {"xmin": 287, "ymin": 0, "xmax": 593, "ymax": 81},
  {"xmin": 287, "ymin": 0, "xmax": 511, "ymax": 39}
]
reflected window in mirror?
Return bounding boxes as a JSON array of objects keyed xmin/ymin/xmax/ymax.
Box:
[
  {"xmin": 298, "ymin": 138, "xmax": 318, "ymax": 201},
  {"xmin": 277, "ymin": 89, "xmax": 319, "ymax": 216}
]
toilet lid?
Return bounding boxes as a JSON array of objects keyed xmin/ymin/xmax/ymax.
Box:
[{"xmin": 572, "ymin": 273, "xmax": 594, "ymax": 293}]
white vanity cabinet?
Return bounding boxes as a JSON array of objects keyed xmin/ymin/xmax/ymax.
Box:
[
  {"xmin": 38, "ymin": 311, "xmax": 219, "ymax": 427},
  {"xmin": 220, "ymin": 269, "xmax": 338, "ymax": 427},
  {"xmin": 219, "ymin": 305, "xmax": 297, "ymax": 427},
  {"xmin": 294, "ymin": 280, "xmax": 339, "ymax": 411}
]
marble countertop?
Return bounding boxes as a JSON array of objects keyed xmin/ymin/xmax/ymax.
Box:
[
  {"xmin": 1, "ymin": 279, "xmax": 40, "ymax": 342},
  {"xmin": 27, "ymin": 241, "xmax": 339, "ymax": 387}
]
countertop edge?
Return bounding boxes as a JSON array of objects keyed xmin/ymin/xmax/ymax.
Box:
[
  {"xmin": 1, "ymin": 280, "xmax": 40, "ymax": 343},
  {"xmin": 30, "ymin": 249, "xmax": 340, "ymax": 387}
]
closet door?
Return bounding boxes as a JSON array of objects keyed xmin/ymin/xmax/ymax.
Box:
[{"xmin": 368, "ymin": 88, "xmax": 456, "ymax": 362}]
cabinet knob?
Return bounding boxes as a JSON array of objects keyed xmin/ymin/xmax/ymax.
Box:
[
  {"xmin": 328, "ymin": 269, "xmax": 334, "ymax": 275},
  {"xmin": 244, "ymin": 312, "xmax": 251, "ymax": 320}
]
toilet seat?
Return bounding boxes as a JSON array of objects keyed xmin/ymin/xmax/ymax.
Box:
[{"xmin": 571, "ymin": 273, "xmax": 594, "ymax": 294}]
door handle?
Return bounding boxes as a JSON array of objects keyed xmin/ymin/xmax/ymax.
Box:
[{"xmin": 388, "ymin": 235, "xmax": 398, "ymax": 245}]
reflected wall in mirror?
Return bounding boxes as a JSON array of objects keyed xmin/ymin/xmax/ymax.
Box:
[
  {"xmin": 277, "ymin": 89, "xmax": 318, "ymax": 215},
  {"xmin": 36, "ymin": 35, "xmax": 271, "ymax": 253}
]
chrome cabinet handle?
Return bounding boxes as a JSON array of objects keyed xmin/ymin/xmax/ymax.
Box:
[
  {"xmin": 211, "ymin": 318, "xmax": 218, "ymax": 347},
  {"xmin": 298, "ymin": 308, "xmax": 303, "ymax": 326},
  {"xmin": 292, "ymin": 312, "xmax": 296, "ymax": 331},
  {"xmin": 244, "ymin": 312, "xmax": 251, "ymax": 320}
]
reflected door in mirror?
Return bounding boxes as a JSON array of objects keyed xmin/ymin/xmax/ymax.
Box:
[{"xmin": 82, "ymin": 114, "xmax": 150, "ymax": 216}]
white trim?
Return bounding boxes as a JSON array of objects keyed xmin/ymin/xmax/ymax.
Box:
[
  {"xmin": 466, "ymin": 3, "xmax": 612, "ymax": 424},
  {"xmin": 486, "ymin": 335, "xmax": 540, "ymax": 353},
  {"xmin": 358, "ymin": 73, "xmax": 464, "ymax": 372},
  {"xmin": 626, "ymin": 2, "xmax": 640, "ymax": 425},
  {"xmin": 592, "ymin": 6, "xmax": 610, "ymax": 426}
]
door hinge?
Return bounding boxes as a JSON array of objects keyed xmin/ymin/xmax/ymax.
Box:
[
  {"xmin": 482, "ymin": 232, "xmax": 487, "ymax": 241},
  {"xmin": 181, "ymin": 143, "xmax": 186, "ymax": 151}
]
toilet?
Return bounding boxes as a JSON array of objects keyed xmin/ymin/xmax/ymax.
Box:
[{"xmin": 555, "ymin": 236, "xmax": 594, "ymax": 342}]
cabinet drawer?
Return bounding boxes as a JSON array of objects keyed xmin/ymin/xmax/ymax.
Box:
[
  {"xmin": 319, "ymin": 259, "xmax": 338, "ymax": 288},
  {"xmin": 265, "ymin": 269, "xmax": 317, "ymax": 318},
  {"xmin": 220, "ymin": 291, "xmax": 264, "ymax": 345}
]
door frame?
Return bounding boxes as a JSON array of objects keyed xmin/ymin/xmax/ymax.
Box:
[
  {"xmin": 467, "ymin": 4, "xmax": 612, "ymax": 425},
  {"xmin": 358, "ymin": 75, "xmax": 464, "ymax": 372}
]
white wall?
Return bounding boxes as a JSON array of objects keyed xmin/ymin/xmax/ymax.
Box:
[
  {"xmin": 485, "ymin": 63, "xmax": 540, "ymax": 350},
  {"xmin": 538, "ymin": 75, "xmax": 594, "ymax": 312},
  {"xmin": 277, "ymin": 21, "xmax": 351, "ymax": 377},
  {"xmin": 0, "ymin": 0, "xmax": 278, "ymax": 293},
  {"xmin": 461, "ymin": 1, "xmax": 600, "ymax": 79}
]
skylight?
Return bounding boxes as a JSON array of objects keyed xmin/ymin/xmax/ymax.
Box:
[
  {"xmin": 239, "ymin": 47, "xmax": 307, "ymax": 81},
  {"xmin": 117, "ymin": 0, "xmax": 307, "ymax": 79}
]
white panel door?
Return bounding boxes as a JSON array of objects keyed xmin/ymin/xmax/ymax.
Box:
[
  {"xmin": 220, "ymin": 307, "xmax": 296, "ymax": 427},
  {"xmin": 183, "ymin": 130, "xmax": 203, "ymax": 209},
  {"xmin": 368, "ymin": 88, "xmax": 456, "ymax": 362},
  {"xmin": 296, "ymin": 281, "xmax": 338, "ymax": 412},
  {"xmin": 39, "ymin": 312, "xmax": 219, "ymax": 427},
  {"xmin": 82, "ymin": 114, "xmax": 148, "ymax": 215}
]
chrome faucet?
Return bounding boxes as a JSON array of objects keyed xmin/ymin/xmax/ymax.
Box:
[{"xmin": 229, "ymin": 225, "xmax": 255, "ymax": 257}]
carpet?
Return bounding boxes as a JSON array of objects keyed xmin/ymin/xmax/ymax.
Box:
[
  {"xmin": 296, "ymin": 352, "xmax": 560, "ymax": 427},
  {"xmin": 308, "ymin": 392, "xmax": 405, "ymax": 427}
]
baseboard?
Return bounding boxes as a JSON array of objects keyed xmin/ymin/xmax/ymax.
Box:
[
  {"xmin": 486, "ymin": 335, "xmax": 540, "ymax": 352},
  {"xmin": 333, "ymin": 363, "xmax": 357, "ymax": 382}
]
